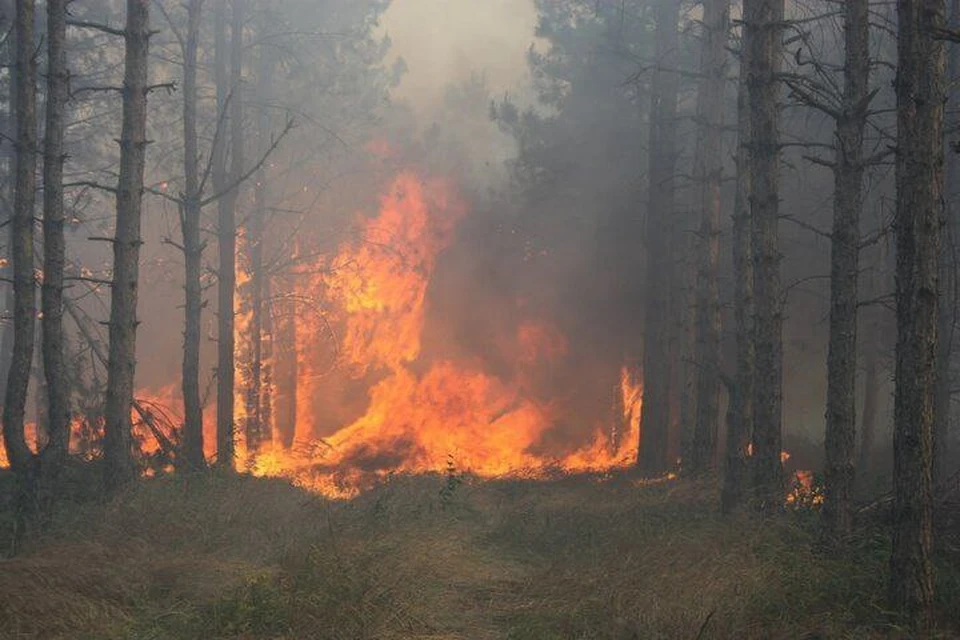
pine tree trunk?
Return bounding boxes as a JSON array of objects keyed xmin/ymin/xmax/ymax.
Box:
[
  {"xmin": 39, "ymin": 0, "xmax": 71, "ymax": 499},
  {"xmin": 639, "ymin": 0, "xmax": 680, "ymax": 474},
  {"xmin": 3, "ymin": 0, "xmax": 38, "ymax": 518},
  {"xmin": 690, "ymin": 0, "xmax": 729, "ymax": 475},
  {"xmin": 721, "ymin": 36, "xmax": 754, "ymax": 514},
  {"xmin": 213, "ymin": 0, "xmax": 235, "ymax": 468},
  {"xmin": 0, "ymin": 0, "xmax": 14, "ymax": 408},
  {"xmin": 858, "ymin": 332, "xmax": 880, "ymax": 474},
  {"xmin": 935, "ymin": 0, "xmax": 960, "ymax": 485},
  {"xmin": 104, "ymin": 0, "xmax": 152, "ymax": 491},
  {"xmin": 243, "ymin": 43, "xmax": 275, "ymax": 453},
  {"xmin": 275, "ymin": 285, "xmax": 297, "ymax": 449},
  {"xmin": 890, "ymin": 0, "xmax": 945, "ymax": 626},
  {"xmin": 745, "ymin": 0, "xmax": 785, "ymax": 511},
  {"xmin": 823, "ymin": 0, "xmax": 870, "ymax": 541},
  {"xmin": 180, "ymin": 0, "xmax": 205, "ymax": 470},
  {"xmin": 261, "ymin": 277, "xmax": 274, "ymax": 444}
]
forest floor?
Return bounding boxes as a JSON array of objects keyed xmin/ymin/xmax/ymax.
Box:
[{"xmin": 0, "ymin": 469, "xmax": 958, "ymax": 639}]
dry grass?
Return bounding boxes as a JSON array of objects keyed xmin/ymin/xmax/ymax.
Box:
[{"xmin": 0, "ymin": 470, "xmax": 957, "ymax": 639}]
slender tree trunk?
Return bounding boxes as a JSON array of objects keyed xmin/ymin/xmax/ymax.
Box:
[
  {"xmin": 823, "ymin": 0, "xmax": 870, "ymax": 541},
  {"xmin": 180, "ymin": 0, "xmax": 205, "ymax": 470},
  {"xmin": 275, "ymin": 284, "xmax": 297, "ymax": 449},
  {"xmin": 935, "ymin": 0, "xmax": 960, "ymax": 485},
  {"xmin": 104, "ymin": 0, "xmax": 152, "ymax": 491},
  {"xmin": 261, "ymin": 277, "xmax": 274, "ymax": 444},
  {"xmin": 243, "ymin": 42, "xmax": 274, "ymax": 454},
  {"xmin": 213, "ymin": 0, "xmax": 234, "ymax": 468},
  {"xmin": 216, "ymin": 0, "xmax": 245, "ymax": 466},
  {"xmin": 890, "ymin": 0, "xmax": 945, "ymax": 626},
  {"xmin": 690, "ymin": 0, "xmax": 729, "ymax": 475},
  {"xmin": 639, "ymin": 0, "xmax": 680, "ymax": 474},
  {"xmin": 0, "ymin": 0, "xmax": 14, "ymax": 410},
  {"xmin": 39, "ymin": 0, "xmax": 71, "ymax": 501},
  {"xmin": 722, "ymin": 35, "xmax": 754, "ymax": 514},
  {"xmin": 745, "ymin": 0, "xmax": 785, "ymax": 512},
  {"xmin": 3, "ymin": 0, "xmax": 38, "ymax": 520},
  {"xmin": 858, "ymin": 332, "xmax": 880, "ymax": 474}
]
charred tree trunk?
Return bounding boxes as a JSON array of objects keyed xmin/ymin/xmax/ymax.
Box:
[
  {"xmin": 639, "ymin": 0, "xmax": 680, "ymax": 475},
  {"xmin": 823, "ymin": 0, "xmax": 870, "ymax": 541},
  {"xmin": 722, "ymin": 35, "xmax": 754, "ymax": 513},
  {"xmin": 180, "ymin": 0, "xmax": 205, "ymax": 471},
  {"xmin": 745, "ymin": 0, "xmax": 785, "ymax": 511},
  {"xmin": 104, "ymin": 0, "xmax": 152, "ymax": 491},
  {"xmin": 689, "ymin": 0, "xmax": 729, "ymax": 475},
  {"xmin": 39, "ymin": 0, "xmax": 71, "ymax": 498},
  {"xmin": 889, "ymin": 0, "xmax": 945, "ymax": 626},
  {"xmin": 2, "ymin": 0, "xmax": 38, "ymax": 518}
]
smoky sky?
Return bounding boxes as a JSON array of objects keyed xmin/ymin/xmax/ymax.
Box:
[{"xmin": 380, "ymin": 0, "xmax": 539, "ymax": 115}]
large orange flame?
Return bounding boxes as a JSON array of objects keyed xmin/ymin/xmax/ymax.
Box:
[{"xmin": 251, "ymin": 171, "xmax": 643, "ymax": 496}]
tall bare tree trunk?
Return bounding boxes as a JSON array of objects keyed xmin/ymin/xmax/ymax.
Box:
[
  {"xmin": 213, "ymin": 0, "xmax": 234, "ymax": 468},
  {"xmin": 935, "ymin": 0, "xmax": 960, "ymax": 485},
  {"xmin": 639, "ymin": 0, "xmax": 680, "ymax": 474},
  {"xmin": 216, "ymin": 0, "xmax": 245, "ymax": 465},
  {"xmin": 39, "ymin": 0, "xmax": 71, "ymax": 499},
  {"xmin": 890, "ymin": 0, "xmax": 945, "ymax": 626},
  {"xmin": 243, "ymin": 42, "xmax": 274, "ymax": 454},
  {"xmin": 722, "ymin": 39, "xmax": 754, "ymax": 513},
  {"xmin": 745, "ymin": 0, "xmax": 785, "ymax": 511},
  {"xmin": 690, "ymin": 0, "xmax": 729, "ymax": 475},
  {"xmin": 180, "ymin": 0, "xmax": 205, "ymax": 470},
  {"xmin": 3, "ymin": 0, "xmax": 38, "ymax": 521},
  {"xmin": 0, "ymin": 0, "xmax": 14, "ymax": 410},
  {"xmin": 104, "ymin": 0, "xmax": 152, "ymax": 491},
  {"xmin": 823, "ymin": 0, "xmax": 870, "ymax": 541}
]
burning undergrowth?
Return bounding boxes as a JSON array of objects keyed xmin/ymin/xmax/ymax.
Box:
[
  {"xmin": 248, "ymin": 169, "xmax": 642, "ymax": 497},
  {"xmin": 0, "ymin": 162, "xmax": 643, "ymax": 498}
]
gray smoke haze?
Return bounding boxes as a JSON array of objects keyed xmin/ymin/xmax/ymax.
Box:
[{"xmin": 381, "ymin": 0, "xmax": 538, "ymax": 115}]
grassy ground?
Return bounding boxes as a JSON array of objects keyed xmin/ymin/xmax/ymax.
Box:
[{"xmin": 0, "ymin": 470, "xmax": 957, "ymax": 639}]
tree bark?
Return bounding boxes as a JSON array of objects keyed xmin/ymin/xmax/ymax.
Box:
[
  {"xmin": 744, "ymin": 0, "xmax": 785, "ymax": 512},
  {"xmin": 213, "ymin": 0, "xmax": 234, "ymax": 468},
  {"xmin": 243, "ymin": 41, "xmax": 274, "ymax": 454},
  {"xmin": 104, "ymin": 0, "xmax": 152, "ymax": 491},
  {"xmin": 0, "ymin": 0, "xmax": 14, "ymax": 411},
  {"xmin": 935, "ymin": 0, "xmax": 960, "ymax": 485},
  {"xmin": 3, "ymin": 0, "xmax": 38, "ymax": 517},
  {"xmin": 890, "ymin": 0, "xmax": 945, "ymax": 626},
  {"xmin": 180, "ymin": 0, "xmax": 205, "ymax": 471},
  {"xmin": 689, "ymin": 0, "xmax": 729, "ymax": 475},
  {"xmin": 823, "ymin": 0, "xmax": 870, "ymax": 541},
  {"xmin": 858, "ymin": 329, "xmax": 880, "ymax": 474},
  {"xmin": 216, "ymin": 0, "xmax": 245, "ymax": 467},
  {"xmin": 274, "ymin": 284, "xmax": 297, "ymax": 449},
  {"xmin": 722, "ymin": 32, "xmax": 754, "ymax": 514},
  {"xmin": 639, "ymin": 0, "xmax": 680, "ymax": 475},
  {"xmin": 39, "ymin": 0, "xmax": 71, "ymax": 499}
]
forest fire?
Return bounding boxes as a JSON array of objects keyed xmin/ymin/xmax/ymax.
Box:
[{"xmin": 245, "ymin": 171, "xmax": 642, "ymax": 497}]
